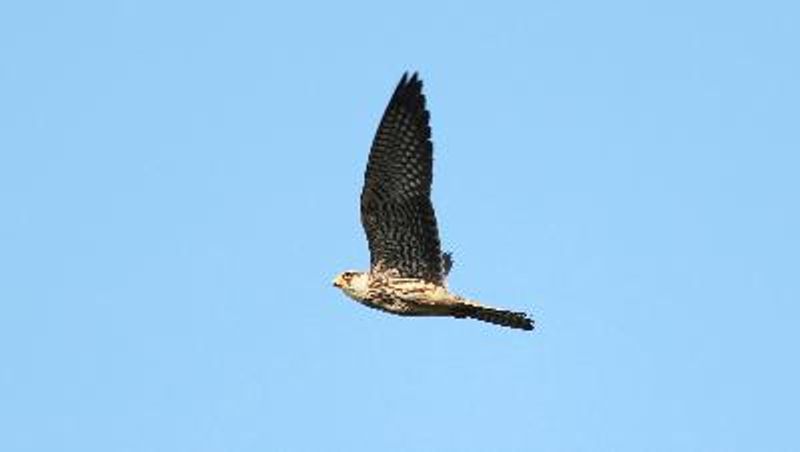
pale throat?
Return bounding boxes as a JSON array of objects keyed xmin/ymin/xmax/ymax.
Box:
[{"xmin": 341, "ymin": 271, "xmax": 370, "ymax": 299}]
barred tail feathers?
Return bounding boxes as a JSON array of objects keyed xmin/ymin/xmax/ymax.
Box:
[{"xmin": 453, "ymin": 300, "xmax": 534, "ymax": 331}]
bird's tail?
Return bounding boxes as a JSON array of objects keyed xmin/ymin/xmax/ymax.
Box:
[{"xmin": 453, "ymin": 300, "xmax": 534, "ymax": 331}]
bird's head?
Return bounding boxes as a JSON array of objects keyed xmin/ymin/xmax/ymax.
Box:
[
  {"xmin": 332, "ymin": 271, "xmax": 369, "ymax": 299},
  {"xmin": 332, "ymin": 271, "xmax": 358, "ymax": 289}
]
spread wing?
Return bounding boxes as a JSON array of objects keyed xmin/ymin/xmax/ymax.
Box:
[{"xmin": 360, "ymin": 73, "xmax": 445, "ymax": 284}]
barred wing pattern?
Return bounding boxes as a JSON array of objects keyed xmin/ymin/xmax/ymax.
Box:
[{"xmin": 360, "ymin": 73, "xmax": 445, "ymax": 285}]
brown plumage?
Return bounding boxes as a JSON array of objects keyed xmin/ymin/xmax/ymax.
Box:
[
  {"xmin": 361, "ymin": 73, "xmax": 444, "ymax": 285},
  {"xmin": 333, "ymin": 73, "xmax": 534, "ymax": 332}
]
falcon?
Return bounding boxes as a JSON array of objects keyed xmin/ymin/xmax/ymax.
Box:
[{"xmin": 333, "ymin": 73, "xmax": 534, "ymax": 331}]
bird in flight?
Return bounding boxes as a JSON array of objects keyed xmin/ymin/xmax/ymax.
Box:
[{"xmin": 333, "ymin": 73, "xmax": 534, "ymax": 331}]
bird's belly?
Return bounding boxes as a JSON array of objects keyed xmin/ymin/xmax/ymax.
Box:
[{"xmin": 360, "ymin": 281, "xmax": 454, "ymax": 317}]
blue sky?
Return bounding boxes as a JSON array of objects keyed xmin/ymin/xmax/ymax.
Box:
[{"xmin": 1, "ymin": 1, "xmax": 798, "ymax": 451}]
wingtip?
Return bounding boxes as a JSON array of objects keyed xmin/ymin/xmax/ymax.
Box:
[
  {"xmin": 388, "ymin": 71, "xmax": 426, "ymax": 109},
  {"xmin": 394, "ymin": 71, "xmax": 414, "ymax": 95},
  {"xmin": 410, "ymin": 71, "xmax": 422, "ymax": 89},
  {"xmin": 399, "ymin": 71, "xmax": 422, "ymax": 87}
]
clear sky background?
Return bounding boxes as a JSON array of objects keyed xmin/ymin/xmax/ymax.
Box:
[{"xmin": 1, "ymin": 1, "xmax": 798, "ymax": 451}]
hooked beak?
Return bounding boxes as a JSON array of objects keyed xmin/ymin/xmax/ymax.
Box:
[{"xmin": 332, "ymin": 276, "xmax": 342, "ymax": 288}]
